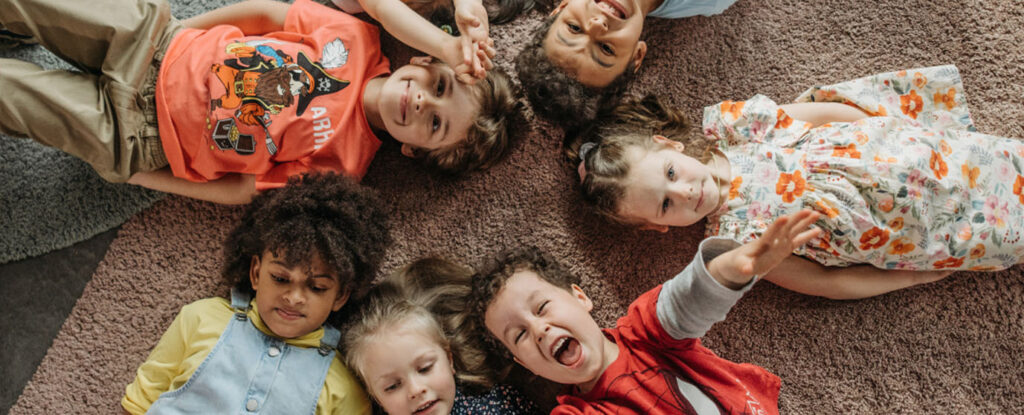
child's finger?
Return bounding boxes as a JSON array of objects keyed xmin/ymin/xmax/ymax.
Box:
[
  {"xmin": 461, "ymin": 37, "xmax": 473, "ymax": 65},
  {"xmin": 788, "ymin": 211, "xmax": 821, "ymax": 239},
  {"xmin": 790, "ymin": 227, "xmax": 822, "ymax": 248}
]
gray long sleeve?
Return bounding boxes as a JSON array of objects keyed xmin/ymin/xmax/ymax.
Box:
[{"xmin": 656, "ymin": 237, "xmax": 756, "ymax": 340}]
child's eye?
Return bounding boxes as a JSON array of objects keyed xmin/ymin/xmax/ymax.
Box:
[
  {"xmin": 537, "ymin": 301, "xmax": 549, "ymax": 315},
  {"xmin": 436, "ymin": 77, "xmax": 446, "ymax": 97},
  {"xmin": 567, "ymin": 22, "xmax": 581, "ymax": 33},
  {"xmin": 418, "ymin": 363, "xmax": 434, "ymax": 374},
  {"xmin": 599, "ymin": 42, "xmax": 614, "ymax": 55},
  {"xmin": 310, "ymin": 285, "xmax": 328, "ymax": 293},
  {"xmin": 432, "ymin": 114, "xmax": 441, "ymax": 133},
  {"xmin": 662, "ymin": 198, "xmax": 671, "ymax": 214},
  {"xmin": 667, "ymin": 166, "xmax": 676, "ymax": 180},
  {"xmin": 272, "ymin": 275, "xmax": 288, "ymax": 283},
  {"xmin": 514, "ymin": 329, "xmax": 525, "ymax": 344},
  {"xmin": 384, "ymin": 382, "xmax": 399, "ymax": 392}
]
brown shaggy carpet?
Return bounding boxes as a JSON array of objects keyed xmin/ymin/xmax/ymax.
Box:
[{"xmin": 11, "ymin": 0, "xmax": 1024, "ymax": 413}]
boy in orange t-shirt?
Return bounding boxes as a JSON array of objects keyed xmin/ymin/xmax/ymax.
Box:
[{"xmin": 0, "ymin": 0, "xmax": 517, "ymax": 204}]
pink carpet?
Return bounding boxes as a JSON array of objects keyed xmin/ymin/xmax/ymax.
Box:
[{"xmin": 12, "ymin": 0, "xmax": 1024, "ymax": 412}]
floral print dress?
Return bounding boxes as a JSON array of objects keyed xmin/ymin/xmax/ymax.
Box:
[{"xmin": 704, "ymin": 65, "xmax": 1024, "ymax": 271}]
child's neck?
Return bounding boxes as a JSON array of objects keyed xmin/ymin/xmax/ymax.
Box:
[
  {"xmin": 362, "ymin": 77, "xmax": 387, "ymax": 132},
  {"xmin": 576, "ymin": 335, "xmax": 620, "ymax": 394}
]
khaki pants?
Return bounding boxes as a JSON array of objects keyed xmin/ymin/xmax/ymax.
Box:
[{"xmin": 0, "ymin": 0, "xmax": 182, "ymax": 182}]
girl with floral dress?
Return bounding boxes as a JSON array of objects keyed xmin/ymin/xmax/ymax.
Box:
[{"xmin": 573, "ymin": 65, "xmax": 1023, "ymax": 299}]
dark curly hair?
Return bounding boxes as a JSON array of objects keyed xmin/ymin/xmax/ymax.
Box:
[
  {"xmin": 514, "ymin": 14, "xmax": 635, "ymax": 134},
  {"xmin": 221, "ymin": 172, "xmax": 391, "ymax": 327},
  {"xmin": 467, "ymin": 246, "xmax": 580, "ymax": 363}
]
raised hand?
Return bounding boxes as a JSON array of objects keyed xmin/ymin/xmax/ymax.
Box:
[{"xmin": 709, "ymin": 210, "xmax": 822, "ymax": 289}]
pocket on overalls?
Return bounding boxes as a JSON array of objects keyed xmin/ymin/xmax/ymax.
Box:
[{"xmin": 101, "ymin": 76, "xmax": 149, "ymax": 181}]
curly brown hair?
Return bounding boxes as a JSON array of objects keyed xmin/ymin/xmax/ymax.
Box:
[
  {"xmin": 409, "ymin": 67, "xmax": 522, "ymax": 176},
  {"xmin": 573, "ymin": 94, "xmax": 707, "ymax": 225},
  {"xmin": 221, "ymin": 172, "xmax": 391, "ymax": 327},
  {"xmin": 514, "ymin": 14, "xmax": 635, "ymax": 133},
  {"xmin": 466, "ymin": 246, "xmax": 580, "ymax": 364}
]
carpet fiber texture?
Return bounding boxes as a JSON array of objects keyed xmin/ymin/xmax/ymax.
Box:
[
  {"xmin": 11, "ymin": 0, "xmax": 1024, "ymax": 413},
  {"xmin": 0, "ymin": 48, "xmax": 165, "ymax": 264}
]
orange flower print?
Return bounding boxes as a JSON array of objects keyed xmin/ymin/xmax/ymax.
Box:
[
  {"xmin": 775, "ymin": 109, "xmax": 794, "ymax": 129},
  {"xmin": 900, "ymin": 90, "xmax": 924, "ymax": 119},
  {"xmin": 878, "ymin": 194, "xmax": 895, "ymax": 213},
  {"xmin": 728, "ymin": 176, "xmax": 743, "ymax": 200},
  {"xmin": 969, "ymin": 244, "xmax": 986, "ymax": 259},
  {"xmin": 933, "ymin": 256, "xmax": 965, "ymax": 269},
  {"xmin": 929, "ymin": 151, "xmax": 948, "ymax": 179},
  {"xmin": 897, "ymin": 70, "xmax": 908, "ymax": 77},
  {"xmin": 957, "ymin": 224, "xmax": 972, "ymax": 241},
  {"xmin": 912, "ymin": 72, "xmax": 928, "ymax": 88},
  {"xmin": 721, "ymin": 101, "xmax": 745, "ymax": 120},
  {"xmin": 1014, "ymin": 175, "xmax": 1024, "ymax": 205},
  {"xmin": 859, "ymin": 227, "xmax": 890, "ymax": 250},
  {"xmin": 814, "ymin": 199, "xmax": 840, "ymax": 219},
  {"xmin": 888, "ymin": 217, "xmax": 904, "ymax": 231},
  {"xmin": 831, "ymin": 144, "xmax": 862, "ymax": 159},
  {"xmin": 875, "ymin": 105, "xmax": 888, "ymax": 116},
  {"xmin": 775, "ymin": 170, "xmax": 807, "ymax": 203},
  {"xmin": 939, "ymin": 140, "xmax": 952, "ymax": 156},
  {"xmin": 855, "ymin": 132, "xmax": 870, "ymax": 145},
  {"xmin": 933, "ymin": 87, "xmax": 957, "ymax": 110},
  {"xmin": 962, "ymin": 164, "xmax": 980, "ymax": 189},
  {"xmin": 970, "ymin": 265, "xmax": 998, "ymax": 271},
  {"xmin": 887, "ymin": 237, "xmax": 916, "ymax": 255}
]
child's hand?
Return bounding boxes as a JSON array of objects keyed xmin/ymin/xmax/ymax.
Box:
[
  {"xmin": 442, "ymin": 35, "xmax": 492, "ymax": 84},
  {"xmin": 454, "ymin": 0, "xmax": 493, "ymax": 52},
  {"xmin": 709, "ymin": 210, "xmax": 822, "ymax": 289}
]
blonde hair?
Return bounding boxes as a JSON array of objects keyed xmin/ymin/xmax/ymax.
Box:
[
  {"xmin": 341, "ymin": 257, "xmax": 493, "ymax": 391},
  {"xmin": 573, "ymin": 94, "xmax": 709, "ymax": 225}
]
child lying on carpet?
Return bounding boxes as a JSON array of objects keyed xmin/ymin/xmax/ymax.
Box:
[
  {"xmin": 341, "ymin": 257, "xmax": 539, "ymax": 414},
  {"xmin": 568, "ymin": 65, "xmax": 1024, "ymax": 299},
  {"xmin": 467, "ymin": 210, "xmax": 821, "ymax": 414},
  {"xmin": 121, "ymin": 172, "xmax": 390, "ymax": 414},
  {"xmin": 514, "ymin": 0, "xmax": 737, "ymax": 130},
  {"xmin": 0, "ymin": 0, "xmax": 517, "ymax": 204}
]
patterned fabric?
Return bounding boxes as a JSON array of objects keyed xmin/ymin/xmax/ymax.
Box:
[
  {"xmin": 703, "ymin": 65, "xmax": 1024, "ymax": 271},
  {"xmin": 453, "ymin": 384, "xmax": 539, "ymax": 415}
]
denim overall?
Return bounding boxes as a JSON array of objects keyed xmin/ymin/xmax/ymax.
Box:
[{"xmin": 147, "ymin": 288, "xmax": 342, "ymax": 414}]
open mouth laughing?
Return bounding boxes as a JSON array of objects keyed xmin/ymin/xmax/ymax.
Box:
[
  {"xmin": 594, "ymin": 0, "xmax": 628, "ymax": 19},
  {"xmin": 413, "ymin": 399, "xmax": 439, "ymax": 414},
  {"xmin": 552, "ymin": 336, "xmax": 584, "ymax": 367}
]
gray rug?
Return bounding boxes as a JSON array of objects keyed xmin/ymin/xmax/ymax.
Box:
[{"xmin": 0, "ymin": 45, "xmax": 164, "ymax": 264}]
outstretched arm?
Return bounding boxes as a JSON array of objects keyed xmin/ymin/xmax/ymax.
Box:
[
  {"xmin": 128, "ymin": 168, "xmax": 257, "ymax": 205},
  {"xmin": 764, "ymin": 256, "xmax": 953, "ymax": 300},
  {"xmin": 707, "ymin": 210, "xmax": 822, "ymax": 289},
  {"xmin": 357, "ymin": 0, "xmax": 492, "ymax": 82},
  {"xmin": 778, "ymin": 102, "xmax": 870, "ymax": 127},
  {"xmin": 181, "ymin": 0, "xmax": 290, "ymax": 33}
]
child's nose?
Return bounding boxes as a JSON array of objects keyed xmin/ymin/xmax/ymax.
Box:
[
  {"xmin": 407, "ymin": 377, "xmax": 427, "ymax": 399},
  {"xmin": 587, "ymin": 15, "xmax": 608, "ymax": 33}
]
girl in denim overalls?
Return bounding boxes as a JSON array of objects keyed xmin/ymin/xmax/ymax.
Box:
[{"xmin": 122, "ymin": 172, "xmax": 391, "ymax": 415}]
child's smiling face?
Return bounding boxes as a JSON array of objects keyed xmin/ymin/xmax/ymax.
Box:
[
  {"xmin": 543, "ymin": 0, "xmax": 648, "ymax": 87},
  {"xmin": 358, "ymin": 318, "xmax": 457, "ymax": 415},
  {"xmin": 484, "ymin": 269, "xmax": 615, "ymax": 388},
  {"xmin": 249, "ymin": 250, "xmax": 348, "ymax": 339},
  {"xmin": 375, "ymin": 57, "xmax": 479, "ymax": 157},
  {"xmin": 617, "ymin": 136, "xmax": 723, "ymax": 230}
]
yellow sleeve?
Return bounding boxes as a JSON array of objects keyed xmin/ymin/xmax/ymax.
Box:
[
  {"xmin": 122, "ymin": 299, "xmax": 228, "ymax": 414},
  {"xmin": 317, "ymin": 358, "xmax": 372, "ymax": 415}
]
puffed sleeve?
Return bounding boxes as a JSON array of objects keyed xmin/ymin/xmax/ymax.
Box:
[{"xmin": 702, "ymin": 94, "xmax": 810, "ymax": 148}]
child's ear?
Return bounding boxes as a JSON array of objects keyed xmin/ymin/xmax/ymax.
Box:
[
  {"xmin": 249, "ymin": 254, "xmax": 262, "ymax": 291},
  {"xmin": 550, "ymin": 0, "xmax": 569, "ymax": 16},
  {"xmin": 332, "ymin": 287, "xmax": 351, "ymax": 312},
  {"xmin": 639, "ymin": 223, "xmax": 670, "ymax": 233},
  {"xmin": 631, "ymin": 41, "xmax": 647, "ymax": 73},
  {"xmin": 409, "ymin": 56, "xmax": 433, "ymax": 66},
  {"xmin": 652, "ymin": 134, "xmax": 684, "ymax": 152},
  {"xmin": 400, "ymin": 144, "xmax": 417, "ymax": 158},
  {"xmin": 570, "ymin": 284, "xmax": 593, "ymax": 312}
]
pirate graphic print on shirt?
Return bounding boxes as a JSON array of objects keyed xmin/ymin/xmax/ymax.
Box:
[
  {"xmin": 154, "ymin": 0, "xmax": 391, "ymax": 189},
  {"xmin": 209, "ymin": 39, "xmax": 349, "ymax": 156}
]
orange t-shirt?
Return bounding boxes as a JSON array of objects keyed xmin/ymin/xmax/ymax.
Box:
[{"xmin": 155, "ymin": 0, "xmax": 390, "ymax": 189}]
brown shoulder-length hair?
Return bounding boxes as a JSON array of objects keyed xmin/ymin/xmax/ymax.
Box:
[{"xmin": 571, "ymin": 94, "xmax": 709, "ymax": 225}]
